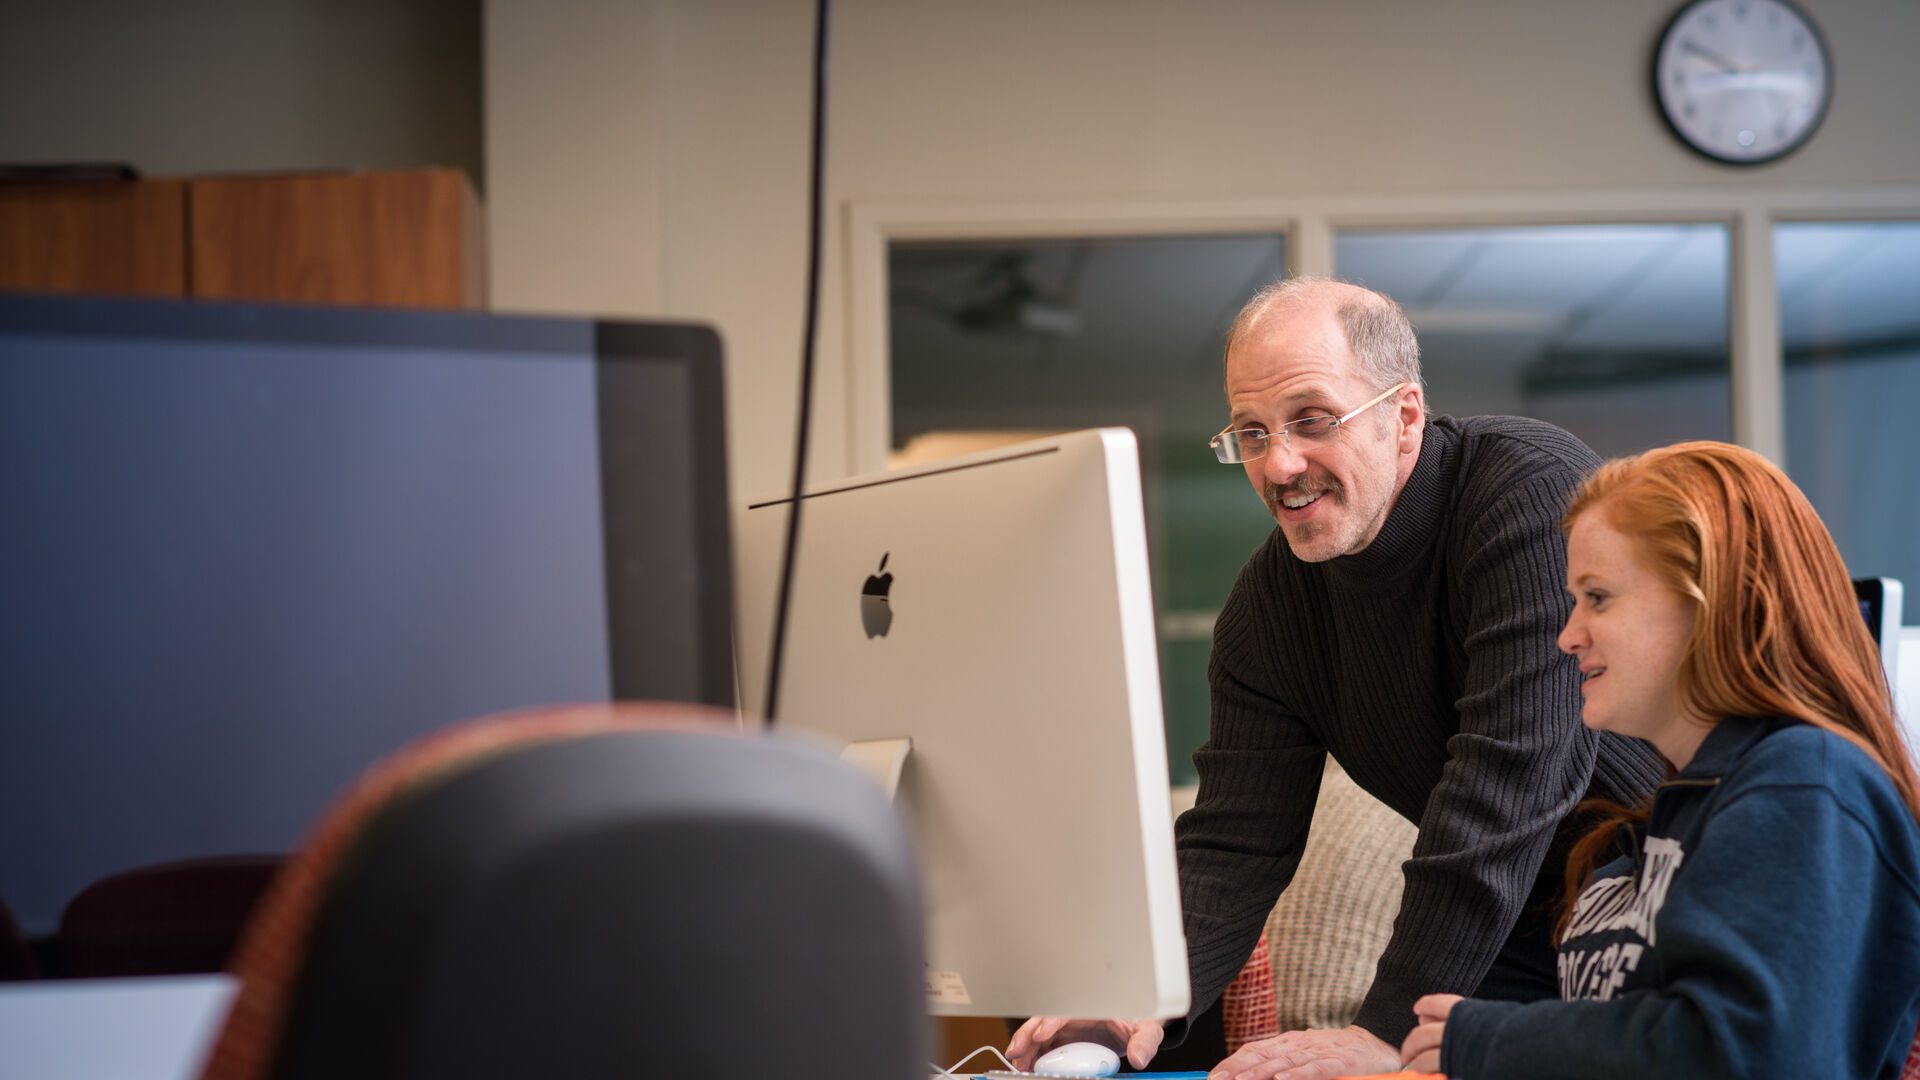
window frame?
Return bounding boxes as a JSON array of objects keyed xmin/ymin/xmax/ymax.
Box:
[{"xmin": 847, "ymin": 187, "xmax": 1920, "ymax": 475}]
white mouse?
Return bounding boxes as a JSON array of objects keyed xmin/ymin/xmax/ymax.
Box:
[{"xmin": 1032, "ymin": 1041, "xmax": 1122, "ymax": 1078}]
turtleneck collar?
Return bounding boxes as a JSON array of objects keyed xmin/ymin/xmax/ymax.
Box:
[{"xmin": 1322, "ymin": 417, "xmax": 1457, "ymax": 586}]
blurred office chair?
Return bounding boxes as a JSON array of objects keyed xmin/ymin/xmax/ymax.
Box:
[
  {"xmin": 199, "ymin": 702, "xmax": 927, "ymax": 1080},
  {"xmin": 57, "ymin": 855, "xmax": 284, "ymax": 978}
]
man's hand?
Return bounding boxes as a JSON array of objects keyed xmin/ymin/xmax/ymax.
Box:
[
  {"xmin": 1006, "ymin": 1016, "xmax": 1164, "ymax": 1072},
  {"xmin": 1206, "ymin": 1025, "xmax": 1399, "ymax": 1080},
  {"xmin": 1397, "ymin": 994, "xmax": 1462, "ymax": 1075}
]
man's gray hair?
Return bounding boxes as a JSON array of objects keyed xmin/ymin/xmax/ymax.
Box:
[{"xmin": 1224, "ymin": 277, "xmax": 1425, "ymax": 405}]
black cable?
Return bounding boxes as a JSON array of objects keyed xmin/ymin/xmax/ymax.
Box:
[{"xmin": 762, "ymin": 0, "xmax": 832, "ymax": 727}]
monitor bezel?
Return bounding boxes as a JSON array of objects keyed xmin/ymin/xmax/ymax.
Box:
[{"xmin": 0, "ymin": 293, "xmax": 737, "ymax": 708}]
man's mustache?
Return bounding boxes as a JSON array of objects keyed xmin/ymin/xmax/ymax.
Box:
[{"xmin": 1265, "ymin": 475, "xmax": 1342, "ymax": 510}]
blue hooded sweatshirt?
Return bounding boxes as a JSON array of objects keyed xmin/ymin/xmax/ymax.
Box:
[{"xmin": 1442, "ymin": 714, "xmax": 1920, "ymax": 1079}]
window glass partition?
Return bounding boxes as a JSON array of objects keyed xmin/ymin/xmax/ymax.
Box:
[
  {"xmin": 1335, "ymin": 225, "xmax": 1733, "ymax": 458},
  {"xmin": 889, "ymin": 224, "xmax": 1744, "ymax": 783},
  {"xmin": 1779, "ymin": 221, "xmax": 1920, "ymax": 608},
  {"xmin": 889, "ymin": 234, "xmax": 1284, "ymax": 785},
  {"xmin": 882, "ymin": 213, "xmax": 1920, "ymax": 780}
]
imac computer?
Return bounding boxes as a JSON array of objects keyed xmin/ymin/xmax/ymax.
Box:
[
  {"xmin": 734, "ymin": 428, "xmax": 1189, "ymax": 1021},
  {"xmin": 1856, "ymin": 577, "xmax": 1904, "ymax": 686},
  {"xmin": 1856, "ymin": 577, "xmax": 1914, "ymax": 740},
  {"xmin": 0, "ymin": 294, "xmax": 735, "ymax": 935}
]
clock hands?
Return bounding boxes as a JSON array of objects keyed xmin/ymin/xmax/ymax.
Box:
[
  {"xmin": 1679, "ymin": 36, "xmax": 1742, "ymax": 73},
  {"xmin": 1688, "ymin": 70, "xmax": 1814, "ymax": 94},
  {"xmin": 1676, "ymin": 34, "xmax": 1812, "ymax": 95}
]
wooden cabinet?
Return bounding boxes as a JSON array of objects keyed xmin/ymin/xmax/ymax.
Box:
[
  {"xmin": 189, "ymin": 170, "xmax": 484, "ymax": 308},
  {"xmin": 0, "ymin": 179, "xmax": 187, "ymax": 298},
  {"xmin": 0, "ymin": 169, "xmax": 484, "ymax": 309}
]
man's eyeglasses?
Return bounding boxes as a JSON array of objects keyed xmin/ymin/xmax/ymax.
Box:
[{"xmin": 1209, "ymin": 381, "xmax": 1409, "ymax": 464}]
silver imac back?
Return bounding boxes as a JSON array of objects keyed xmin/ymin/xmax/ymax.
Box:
[{"xmin": 735, "ymin": 428, "xmax": 1189, "ymax": 1021}]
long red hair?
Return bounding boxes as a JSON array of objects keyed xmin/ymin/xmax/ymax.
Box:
[{"xmin": 1558, "ymin": 441, "xmax": 1918, "ymax": 940}]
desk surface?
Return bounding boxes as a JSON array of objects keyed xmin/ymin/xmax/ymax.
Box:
[{"xmin": 0, "ymin": 974, "xmax": 234, "ymax": 1080}]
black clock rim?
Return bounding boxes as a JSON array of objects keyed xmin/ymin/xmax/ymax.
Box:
[{"xmin": 1649, "ymin": 0, "xmax": 1835, "ymax": 167}]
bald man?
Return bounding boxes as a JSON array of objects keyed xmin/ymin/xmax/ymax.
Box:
[{"xmin": 1011, "ymin": 279, "xmax": 1664, "ymax": 1080}]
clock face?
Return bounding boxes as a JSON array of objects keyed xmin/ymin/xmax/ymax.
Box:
[{"xmin": 1654, "ymin": 0, "xmax": 1831, "ymax": 165}]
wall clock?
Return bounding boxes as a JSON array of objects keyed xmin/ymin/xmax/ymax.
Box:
[{"xmin": 1653, "ymin": 0, "xmax": 1832, "ymax": 165}]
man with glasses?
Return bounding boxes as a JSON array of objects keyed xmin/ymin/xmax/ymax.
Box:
[{"xmin": 1010, "ymin": 278, "xmax": 1665, "ymax": 1079}]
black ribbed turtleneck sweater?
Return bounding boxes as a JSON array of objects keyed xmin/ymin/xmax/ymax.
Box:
[{"xmin": 1177, "ymin": 414, "xmax": 1666, "ymax": 1044}]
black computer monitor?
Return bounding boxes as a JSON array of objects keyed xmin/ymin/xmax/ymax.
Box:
[
  {"xmin": 0, "ymin": 294, "xmax": 734, "ymax": 933},
  {"xmin": 1856, "ymin": 577, "xmax": 1904, "ymax": 687},
  {"xmin": 1857, "ymin": 578, "xmax": 1902, "ymax": 643}
]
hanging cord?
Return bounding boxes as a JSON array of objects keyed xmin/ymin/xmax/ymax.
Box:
[{"xmin": 762, "ymin": 0, "xmax": 833, "ymax": 726}]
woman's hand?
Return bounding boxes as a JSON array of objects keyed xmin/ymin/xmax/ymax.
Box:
[{"xmin": 1398, "ymin": 993, "xmax": 1463, "ymax": 1075}]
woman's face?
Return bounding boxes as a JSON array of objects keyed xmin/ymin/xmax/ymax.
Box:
[{"xmin": 1558, "ymin": 509, "xmax": 1705, "ymax": 766}]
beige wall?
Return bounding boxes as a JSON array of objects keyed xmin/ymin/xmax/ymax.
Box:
[
  {"xmin": 831, "ymin": 1, "xmax": 1920, "ymax": 197},
  {"xmin": 484, "ymin": 0, "xmax": 1920, "ymax": 509},
  {"xmin": 9, "ymin": 0, "xmax": 1915, "ymax": 502},
  {"xmin": 486, "ymin": 0, "xmax": 819, "ymax": 501},
  {"xmin": 485, "ymin": 1, "xmax": 666, "ymax": 315},
  {"xmin": 0, "ymin": 0, "xmax": 481, "ymax": 185}
]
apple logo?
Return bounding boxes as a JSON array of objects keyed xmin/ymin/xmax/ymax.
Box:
[{"xmin": 861, "ymin": 553, "xmax": 894, "ymax": 638}]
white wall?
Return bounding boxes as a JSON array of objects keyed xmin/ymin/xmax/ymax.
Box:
[
  {"xmin": 485, "ymin": 0, "xmax": 819, "ymax": 500},
  {"xmin": 484, "ymin": 0, "xmax": 1920, "ymax": 509},
  {"xmin": 0, "ymin": 0, "xmax": 481, "ymax": 185},
  {"xmin": 484, "ymin": 1, "xmax": 666, "ymax": 314},
  {"xmin": 828, "ymin": 1, "xmax": 1920, "ymax": 197}
]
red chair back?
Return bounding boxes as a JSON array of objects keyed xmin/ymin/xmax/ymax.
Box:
[
  {"xmin": 58, "ymin": 855, "xmax": 284, "ymax": 978},
  {"xmin": 0, "ymin": 894, "xmax": 39, "ymax": 981}
]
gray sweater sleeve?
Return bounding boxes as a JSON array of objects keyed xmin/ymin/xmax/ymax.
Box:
[
  {"xmin": 1170, "ymin": 546, "xmax": 1329, "ymax": 1038},
  {"xmin": 1349, "ymin": 469, "xmax": 1600, "ymax": 1040}
]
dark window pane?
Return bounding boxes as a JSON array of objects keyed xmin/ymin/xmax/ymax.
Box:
[
  {"xmin": 889, "ymin": 234, "xmax": 1286, "ymax": 785},
  {"xmin": 1337, "ymin": 224, "xmax": 1732, "ymax": 458},
  {"xmin": 1780, "ymin": 221, "xmax": 1920, "ymax": 606}
]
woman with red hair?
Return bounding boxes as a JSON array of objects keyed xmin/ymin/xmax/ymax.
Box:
[{"xmin": 1400, "ymin": 441, "xmax": 1920, "ymax": 1078}]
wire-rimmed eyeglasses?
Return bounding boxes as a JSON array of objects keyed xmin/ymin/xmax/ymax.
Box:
[{"xmin": 1209, "ymin": 381, "xmax": 1409, "ymax": 464}]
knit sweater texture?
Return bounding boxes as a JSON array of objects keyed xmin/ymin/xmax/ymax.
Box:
[{"xmin": 1178, "ymin": 414, "xmax": 1667, "ymax": 1043}]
